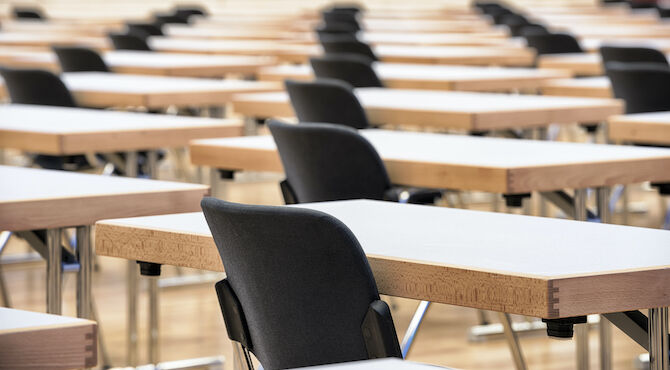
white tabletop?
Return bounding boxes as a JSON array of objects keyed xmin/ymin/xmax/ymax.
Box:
[
  {"xmin": 259, "ymin": 63, "xmax": 569, "ymax": 88},
  {"xmin": 60, "ymin": 72, "xmax": 278, "ymax": 94},
  {"xmin": 0, "ymin": 165, "xmax": 209, "ymax": 230},
  {"xmin": 190, "ymin": 129, "xmax": 670, "ymax": 193},
  {"xmin": 202, "ymin": 129, "xmax": 670, "ymax": 168},
  {"xmin": 96, "ymin": 200, "xmax": 670, "ymax": 317},
  {"xmin": 232, "ymin": 87, "xmax": 622, "ymax": 129},
  {"xmin": 0, "ymin": 165, "xmax": 206, "ymax": 203},
  {"xmin": 0, "ymin": 105, "xmax": 243, "ymax": 153},
  {"xmin": 0, "ymin": 307, "xmax": 92, "ymax": 332}
]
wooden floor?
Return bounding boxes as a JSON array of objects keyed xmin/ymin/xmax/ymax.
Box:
[{"xmin": 1, "ymin": 135, "xmax": 661, "ymax": 369}]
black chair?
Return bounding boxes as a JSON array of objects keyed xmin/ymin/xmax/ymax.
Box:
[
  {"xmin": 322, "ymin": 10, "xmax": 361, "ymax": 31},
  {"xmin": 154, "ymin": 13, "xmax": 190, "ymax": 25},
  {"xmin": 0, "ymin": 67, "xmax": 76, "ymax": 107},
  {"xmin": 52, "ymin": 46, "xmax": 110, "ymax": 73},
  {"xmin": 0, "ymin": 67, "xmax": 92, "ymax": 170},
  {"xmin": 108, "ymin": 32, "xmax": 152, "ymax": 51},
  {"xmin": 285, "ymin": 79, "xmax": 369, "ymax": 129},
  {"xmin": 605, "ymin": 62, "xmax": 670, "ymax": 114},
  {"xmin": 13, "ymin": 7, "xmax": 45, "ymax": 20},
  {"xmin": 657, "ymin": 5, "xmax": 670, "ymax": 17},
  {"xmin": 269, "ymin": 120, "xmax": 441, "ymax": 205},
  {"xmin": 317, "ymin": 29, "xmax": 359, "ymax": 43},
  {"xmin": 310, "ymin": 54, "xmax": 383, "ymax": 88},
  {"xmin": 518, "ymin": 24, "xmax": 550, "ymax": 36},
  {"xmin": 201, "ymin": 197, "xmax": 402, "ymax": 370},
  {"xmin": 175, "ymin": 6, "xmax": 207, "ymax": 19},
  {"xmin": 600, "ymin": 46, "xmax": 669, "ymax": 66},
  {"xmin": 524, "ymin": 33, "xmax": 583, "ymax": 55},
  {"xmin": 126, "ymin": 22, "xmax": 164, "ymax": 37},
  {"xmin": 321, "ymin": 39, "xmax": 378, "ymax": 61},
  {"xmin": 323, "ymin": 4, "xmax": 363, "ymax": 14}
]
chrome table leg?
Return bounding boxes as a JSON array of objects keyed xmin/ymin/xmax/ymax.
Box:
[
  {"xmin": 46, "ymin": 228, "xmax": 62, "ymax": 314},
  {"xmin": 649, "ymin": 307, "xmax": 669, "ymax": 370},
  {"xmin": 76, "ymin": 225, "xmax": 92, "ymax": 319}
]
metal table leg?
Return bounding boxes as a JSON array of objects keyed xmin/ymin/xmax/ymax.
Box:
[
  {"xmin": 147, "ymin": 150, "xmax": 159, "ymax": 180},
  {"xmin": 210, "ymin": 168, "xmax": 219, "ymax": 199},
  {"xmin": 46, "ymin": 228, "xmax": 62, "ymax": 315},
  {"xmin": 499, "ymin": 312, "xmax": 527, "ymax": 370},
  {"xmin": 125, "ymin": 150, "xmax": 140, "ymax": 366},
  {"xmin": 649, "ymin": 307, "xmax": 669, "ymax": 370},
  {"xmin": 127, "ymin": 261, "xmax": 139, "ymax": 366},
  {"xmin": 148, "ymin": 276, "xmax": 160, "ymax": 364},
  {"xmin": 125, "ymin": 151, "xmax": 138, "ymax": 178},
  {"xmin": 400, "ymin": 300, "xmax": 431, "ymax": 358},
  {"xmin": 76, "ymin": 225, "xmax": 92, "ymax": 319},
  {"xmin": 574, "ymin": 189, "xmax": 589, "ymax": 370},
  {"xmin": 596, "ymin": 187, "xmax": 612, "ymax": 370},
  {"xmin": 244, "ymin": 117, "xmax": 258, "ymax": 136}
]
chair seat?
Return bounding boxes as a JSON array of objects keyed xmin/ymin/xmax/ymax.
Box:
[
  {"xmin": 385, "ymin": 187, "xmax": 442, "ymax": 205},
  {"xmin": 34, "ymin": 154, "xmax": 94, "ymax": 171}
]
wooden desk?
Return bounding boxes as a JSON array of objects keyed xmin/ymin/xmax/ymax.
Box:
[
  {"xmin": 537, "ymin": 53, "xmax": 603, "ymax": 77},
  {"xmin": 148, "ymin": 38, "xmax": 313, "ymax": 63},
  {"xmin": 0, "ymin": 32, "xmax": 108, "ymax": 49},
  {"xmin": 564, "ymin": 25, "xmax": 670, "ymax": 39},
  {"xmin": 0, "ymin": 165, "xmax": 209, "ymax": 316},
  {"xmin": 148, "ymin": 38, "xmax": 536, "ymax": 66},
  {"xmin": 371, "ymin": 45, "xmax": 535, "ymax": 67},
  {"xmin": 538, "ymin": 51, "xmax": 670, "ymax": 77},
  {"xmin": 292, "ymin": 358, "xmax": 450, "ymax": 369},
  {"xmin": 231, "ymin": 88, "xmax": 623, "ymax": 131},
  {"xmin": 189, "ymin": 130, "xmax": 670, "ymax": 194},
  {"xmin": 0, "ymin": 104, "xmax": 243, "ymax": 155},
  {"xmin": 165, "ymin": 27, "xmax": 511, "ymax": 46},
  {"xmin": 609, "ymin": 112, "xmax": 670, "ymax": 146},
  {"xmin": 94, "ymin": 200, "xmax": 670, "ymax": 368},
  {"xmin": 103, "ymin": 51, "xmax": 277, "ymax": 77},
  {"xmin": 580, "ymin": 38, "xmax": 670, "ymax": 54},
  {"xmin": 292, "ymin": 18, "xmax": 497, "ymax": 33},
  {"xmin": 0, "ymin": 50, "xmax": 277, "ymax": 77},
  {"xmin": 541, "ymin": 77, "xmax": 612, "ymax": 98},
  {"xmin": 0, "ymin": 72, "xmax": 281, "ymax": 109},
  {"xmin": 0, "ymin": 307, "xmax": 97, "ymax": 369},
  {"xmin": 257, "ymin": 63, "xmax": 570, "ymax": 92}
]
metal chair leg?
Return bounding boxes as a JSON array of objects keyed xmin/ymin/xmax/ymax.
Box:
[
  {"xmin": 400, "ymin": 301, "xmax": 431, "ymax": 358},
  {"xmin": 498, "ymin": 312, "xmax": 528, "ymax": 370}
]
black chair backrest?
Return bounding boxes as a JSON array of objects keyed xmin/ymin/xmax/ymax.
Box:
[
  {"xmin": 605, "ymin": 61, "xmax": 670, "ymax": 114},
  {"xmin": 13, "ymin": 7, "xmax": 44, "ymax": 20},
  {"xmin": 310, "ymin": 54, "xmax": 383, "ymax": 88},
  {"xmin": 108, "ymin": 32, "xmax": 152, "ymax": 51},
  {"xmin": 518, "ymin": 24, "xmax": 550, "ymax": 37},
  {"xmin": 201, "ymin": 197, "xmax": 401, "ymax": 369},
  {"xmin": 175, "ymin": 6, "xmax": 207, "ymax": 19},
  {"xmin": 600, "ymin": 46, "xmax": 669, "ymax": 65},
  {"xmin": 0, "ymin": 67, "xmax": 76, "ymax": 107},
  {"xmin": 524, "ymin": 33, "xmax": 583, "ymax": 55},
  {"xmin": 285, "ymin": 79, "xmax": 370, "ymax": 129},
  {"xmin": 321, "ymin": 39, "xmax": 378, "ymax": 61},
  {"xmin": 126, "ymin": 22, "xmax": 164, "ymax": 36},
  {"xmin": 154, "ymin": 13, "xmax": 190, "ymax": 25},
  {"xmin": 52, "ymin": 46, "xmax": 110, "ymax": 72},
  {"xmin": 316, "ymin": 29, "xmax": 359, "ymax": 42},
  {"xmin": 323, "ymin": 10, "xmax": 361, "ymax": 30},
  {"xmin": 269, "ymin": 120, "xmax": 391, "ymax": 203}
]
